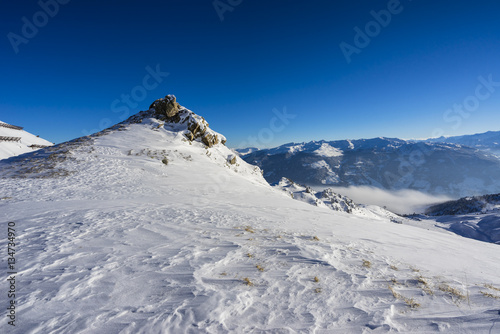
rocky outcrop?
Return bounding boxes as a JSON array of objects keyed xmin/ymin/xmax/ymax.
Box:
[
  {"xmin": 202, "ymin": 133, "xmax": 217, "ymax": 147},
  {"xmin": 273, "ymin": 177, "xmax": 359, "ymax": 214},
  {"xmin": 150, "ymin": 95, "xmax": 180, "ymax": 118},
  {"xmin": 320, "ymin": 188, "xmax": 357, "ymax": 213},
  {"xmin": 228, "ymin": 155, "xmax": 237, "ymax": 165},
  {"xmin": 148, "ymin": 95, "xmax": 226, "ymax": 148}
]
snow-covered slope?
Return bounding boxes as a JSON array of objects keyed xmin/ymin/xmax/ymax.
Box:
[
  {"xmin": 403, "ymin": 193, "xmax": 500, "ymax": 245},
  {"xmin": 1, "ymin": 96, "xmax": 500, "ymax": 333},
  {"xmin": 405, "ymin": 212, "xmax": 500, "ymax": 246},
  {"xmin": 0, "ymin": 121, "xmax": 53, "ymax": 160}
]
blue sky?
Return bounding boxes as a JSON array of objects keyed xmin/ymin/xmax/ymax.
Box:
[{"xmin": 1, "ymin": 0, "xmax": 500, "ymax": 148}]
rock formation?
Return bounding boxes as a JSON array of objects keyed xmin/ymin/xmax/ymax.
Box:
[
  {"xmin": 149, "ymin": 95, "xmax": 226, "ymax": 148},
  {"xmin": 149, "ymin": 95, "xmax": 180, "ymax": 118}
]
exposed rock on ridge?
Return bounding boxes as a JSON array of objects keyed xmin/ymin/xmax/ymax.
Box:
[
  {"xmin": 149, "ymin": 95, "xmax": 226, "ymax": 148},
  {"xmin": 150, "ymin": 95, "xmax": 181, "ymax": 118}
]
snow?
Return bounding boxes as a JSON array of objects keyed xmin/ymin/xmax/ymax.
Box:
[
  {"xmin": 305, "ymin": 160, "xmax": 340, "ymax": 184},
  {"xmin": 308, "ymin": 160, "xmax": 330, "ymax": 170},
  {"xmin": 347, "ymin": 139, "xmax": 354, "ymax": 149},
  {"xmin": 314, "ymin": 143, "xmax": 343, "ymax": 157},
  {"xmin": 287, "ymin": 143, "xmax": 305, "ymax": 155},
  {"xmin": 0, "ymin": 121, "xmax": 53, "ymax": 160},
  {"xmin": 1, "ymin": 111, "xmax": 500, "ymax": 333}
]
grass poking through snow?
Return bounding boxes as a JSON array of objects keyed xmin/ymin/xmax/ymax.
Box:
[
  {"xmin": 388, "ymin": 285, "xmax": 420, "ymax": 309},
  {"xmin": 243, "ymin": 277, "xmax": 254, "ymax": 286},
  {"xmin": 438, "ymin": 284, "xmax": 466, "ymax": 305},
  {"xmin": 417, "ymin": 276, "xmax": 434, "ymax": 296}
]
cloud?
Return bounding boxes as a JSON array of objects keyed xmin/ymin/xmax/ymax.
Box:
[{"xmin": 314, "ymin": 186, "xmax": 452, "ymax": 214}]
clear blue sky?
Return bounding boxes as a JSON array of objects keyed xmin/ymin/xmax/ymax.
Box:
[{"xmin": 1, "ymin": 0, "xmax": 500, "ymax": 148}]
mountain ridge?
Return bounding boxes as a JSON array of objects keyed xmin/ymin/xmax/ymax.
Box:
[{"xmin": 240, "ymin": 132, "xmax": 500, "ymax": 197}]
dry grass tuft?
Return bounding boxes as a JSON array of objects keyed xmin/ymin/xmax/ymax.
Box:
[
  {"xmin": 314, "ymin": 288, "xmax": 322, "ymax": 293},
  {"xmin": 256, "ymin": 265, "xmax": 265, "ymax": 272},
  {"xmin": 484, "ymin": 284, "xmax": 500, "ymax": 292},
  {"xmin": 243, "ymin": 277, "xmax": 254, "ymax": 286},
  {"xmin": 388, "ymin": 285, "xmax": 420, "ymax": 309},
  {"xmin": 480, "ymin": 291, "xmax": 500, "ymax": 299},
  {"xmin": 245, "ymin": 226, "xmax": 255, "ymax": 233},
  {"xmin": 389, "ymin": 265, "xmax": 398, "ymax": 271},
  {"xmin": 362, "ymin": 260, "xmax": 372, "ymax": 268},
  {"xmin": 417, "ymin": 276, "xmax": 434, "ymax": 295},
  {"xmin": 246, "ymin": 253, "xmax": 254, "ymax": 258},
  {"xmin": 313, "ymin": 276, "xmax": 320, "ymax": 283},
  {"xmin": 439, "ymin": 284, "xmax": 466, "ymax": 304}
]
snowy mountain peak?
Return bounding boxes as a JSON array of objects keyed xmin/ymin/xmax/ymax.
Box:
[
  {"xmin": 0, "ymin": 120, "xmax": 53, "ymax": 160},
  {"xmin": 0, "ymin": 95, "xmax": 263, "ymax": 184},
  {"xmin": 146, "ymin": 94, "xmax": 226, "ymax": 148}
]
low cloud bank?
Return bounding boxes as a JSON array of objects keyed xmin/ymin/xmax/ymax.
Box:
[{"xmin": 313, "ymin": 186, "xmax": 453, "ymax": 214}]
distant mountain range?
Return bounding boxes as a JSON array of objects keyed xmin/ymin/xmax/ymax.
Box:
[
  {"xmin": 240, "ymin": 131, "xmax": 500, "ymax": 198},
  {"xmin": 425, "ymin": 131, "xmax": 500, "ymax": 156}
]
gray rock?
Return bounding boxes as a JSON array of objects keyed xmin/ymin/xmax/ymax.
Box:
[
  {"xmin": 150, "ymin": 95, "xmax": 180, "ymax": 118},
  {"xmin": 202, "ymin": 133, "xmax": 217, "ymax": 147}
]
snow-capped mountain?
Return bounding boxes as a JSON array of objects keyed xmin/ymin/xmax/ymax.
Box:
[
  {"xmin": 241, "ymin": 137, "xmax": 500, "ymax": 197},
  {"xmin": 425, "ymin": 130, "xmax": 500, "ymax": 156},
  {"xmin": 0, "ymin": 121, "xmax": 53, "ymax": 160},
  {"xmin": 1, "ymin": 95, "xmax": 500, "ymax": 333}
]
